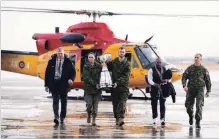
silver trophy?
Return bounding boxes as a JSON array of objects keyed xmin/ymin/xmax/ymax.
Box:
[{"xmin": 99, "ymin": 54, "xmax": 113, "ymax": 89}]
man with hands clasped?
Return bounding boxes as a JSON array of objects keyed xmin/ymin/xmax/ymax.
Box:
[
  {"xmin": 147, "ymin": 57, "xmax": 173, "ymax": 129},
  {"xmin": 82, "ymin": 52, "xmax": 102, "ymax": 126}
]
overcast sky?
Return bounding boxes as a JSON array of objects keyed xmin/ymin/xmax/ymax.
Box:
[{"xmin": 1, "ymin": 1, "xmax": 219, "ymax": 57}]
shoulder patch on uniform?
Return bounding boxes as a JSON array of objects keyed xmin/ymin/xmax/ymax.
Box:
[{"xmin": 205, "ymin": 71, "xmax": 209, "ymax": 75}]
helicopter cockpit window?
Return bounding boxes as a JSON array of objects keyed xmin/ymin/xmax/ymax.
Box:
[
  {"xmin": 134, "ymin": 45, "xmax": 166, "ymax": 69},
  {"xmin": 134, "ymin": 47, "xmax": 150, "ymax": 68},
  {"xmin": 138, "ymin": 45, "xmax": 166, "ymax": 63},
  {"xmin": 132, "ymin": 55, "xmax": 139, "ymax": 69}
]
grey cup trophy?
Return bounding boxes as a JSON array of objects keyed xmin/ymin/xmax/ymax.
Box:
[{"xmin": 98, "ymin": 54, "xmax": 113, "ymax": 90}]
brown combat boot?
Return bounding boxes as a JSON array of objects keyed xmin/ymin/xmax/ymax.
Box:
[
  {"xmin": 87, "ymin": 113, "xmax": 91, "ymax": 123},
  {"xmin": 118, "ymin": 118, "xmax": 125, "ymax": 127},
  {"xmin": 92, "ymin": 116, "xmax": 96, "ymax": 126},
  {"xmin": 196, "ymin": 120, "xmax": 201, "ymax": 129}
]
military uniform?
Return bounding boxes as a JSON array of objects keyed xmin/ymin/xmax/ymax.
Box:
[
  {"xmin": 107, "ymin": 57, "xmax": 131, "ymax": 126},
  {"xmin": 182, "ymin": 64, "xmax": 211, "ymax": 127},
  {"xmin": 82, "ymin": 61, "xmax": 102, "ymax": 126}
]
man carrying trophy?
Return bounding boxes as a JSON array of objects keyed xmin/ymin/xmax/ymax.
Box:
[
  {"xmin": 82, "ymin": 52, "xmax": 102, "ymax": 126},
  {"xmin": 106, "ymin": 46, "xmax": 131, "ymax": 126}
]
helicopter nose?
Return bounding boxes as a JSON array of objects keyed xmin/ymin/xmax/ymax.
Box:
[{"xmin": 170, "ymin": 67, "xmax": 183, "ymax": 82}]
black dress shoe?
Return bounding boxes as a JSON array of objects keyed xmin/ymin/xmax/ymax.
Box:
[
  {"xmin": 161, "ymin": 121, "xmax": 165, "ymax": 128},
  {"xmin": 54, "ymin": 119, "xmax": 59, "ymax": 125},
  {"xmin": 60, "ymin": 118, "xmax": 64, "ymax": 124}
]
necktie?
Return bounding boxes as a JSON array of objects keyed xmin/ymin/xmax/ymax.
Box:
[{"xmin": 58, "ymin": 59, "xmax": 62, "ymax": 74}]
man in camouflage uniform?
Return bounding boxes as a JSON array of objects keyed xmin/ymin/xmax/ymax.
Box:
[
  {"xmin": 182, "ymin": 53, "xmax": 211, "ymax": 128},
  {"xmin": 82, "ymin": 52, "xmax": 102, "ymax": 126},
  {"xmin": 106, "ymin": 46, "xmax": 131, "ymax": 126}
]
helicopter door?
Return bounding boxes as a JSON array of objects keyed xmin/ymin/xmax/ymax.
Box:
[
  {"xmin": 80, "ymin": 49, "xmax": 102, "ymax": 81},
  {"xmin": 69, "ymin": 53, "xmax": 76, "ymax": 66},
  {"xmin": 129, "ymin": 53, "xmax": 145, "ymax": 88},
  {"xmin": 125, "ymin": 53, "xmax": 132, "ymax": 63},
  {"xmin": 69, "ymin": 50, "xmax": 81, "ymax": 82}
]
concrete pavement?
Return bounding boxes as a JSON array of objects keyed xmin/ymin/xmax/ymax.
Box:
[{"xmin": 1, "ymin": 71, "xmax": 219, "ymax": 138}]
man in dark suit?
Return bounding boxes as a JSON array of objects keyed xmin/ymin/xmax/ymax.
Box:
[
  {"xmin": 45, "ymin": 47, "xmax": 76, "ymax": 125},
  {"xmin": 147, "ymin": 58, "xmax": 173, "ymax": 129}
]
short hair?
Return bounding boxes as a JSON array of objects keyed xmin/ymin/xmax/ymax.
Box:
[
  {"xmin": 119, "ymin": 46, "xmax": 125, "ymax": 50},
  {"xmin": 88, "ymin": 52, "xmax": 95, "ymax": 57},
  {"xmin": 196, "ymin": 53, "xmax": 202, "ymax": 57},
  {"xmin": 156, "ymin": 57, "xmax": 161, "ymax": 61},
  {"xmin": 57, "ymin": 47, "xmax": 64, "ymax": 53}
]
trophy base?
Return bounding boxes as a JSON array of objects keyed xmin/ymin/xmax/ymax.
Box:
[
  {"xmin": 100, "ymin": 83, "xmax": 113, "ymax": 92},
  {"xmin": 99, "ymin": 83, "xmax": 113, "ymax": 88},
  {"xmin": 100, "ymin": 87, "xmax": 113, "ymax": 93}
]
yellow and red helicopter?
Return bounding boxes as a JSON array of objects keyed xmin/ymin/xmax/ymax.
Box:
[{"xmin": 1, "ymin": 6, "xmax": 197, "ymax": 99}]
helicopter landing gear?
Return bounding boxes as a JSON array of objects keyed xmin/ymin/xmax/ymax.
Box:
[{"xmin": 133, "ymin": 87, "xmax": 151, "ymax": 101}]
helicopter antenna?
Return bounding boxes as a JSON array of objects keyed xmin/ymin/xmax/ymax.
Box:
[
  {"xmin": 144, "ymin": 35, "xmax": 154, "ymax": 43},
  {"xmin": 93, "ymin": 12, "xmax": 97, "ymax": 22}
]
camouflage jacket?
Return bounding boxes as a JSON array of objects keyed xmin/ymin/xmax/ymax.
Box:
[
  {"xmin": 82, "ymin": 61, "xmax": 102, "ymax": 95},
  {"xmin": 107, "ymin": 57, "xmax": 131, "ymax": 92},
  {"xmin": 181, "ymin": 64, "xmax": 211, "ymax": 92}
]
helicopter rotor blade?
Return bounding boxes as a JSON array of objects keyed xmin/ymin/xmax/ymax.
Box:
[
  {"xmin": 2, "ymin": 6, "xmax": 61, "ymax": 11},
  {"xmin": 1, "ymin": 10, "xmax": 71, "ymax": 14},
  {"xmin": 2, "ymin": 6, "xmax": 219, "ymax": 18},
  {"xmin": 107, "ymin": 12, "xmax": 219, "ymax": 18},
  {"xmin": 1, "ymin": 7, "xmax": 91, "ymax": 16},
  {"xmin": 2, "ymin": 6, "xmax": 71, "ymax": 12}
]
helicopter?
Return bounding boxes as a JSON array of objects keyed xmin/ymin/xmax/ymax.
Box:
[{"xmin": 1, "ymin": 6, "xmax": 199, "ymax": 99}]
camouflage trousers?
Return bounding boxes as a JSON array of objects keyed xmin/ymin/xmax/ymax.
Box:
[
  {"xmin": 84, "ymin": 93, "xmax": 102, "ymax": 117},
  {"xmin": 111, "ymin": 91, "xmax": 129, "ymax": 119},
  {"xmin": 185, "ymin": 87, "xmax": 204, "ymax": 120}
]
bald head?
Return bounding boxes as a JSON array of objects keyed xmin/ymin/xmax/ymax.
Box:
[
  {"xmin": 56, "ymin": 47, "xmax": 64, "ymax": 59},
  {"xmin": 155, "ymin": 57, "xmax": 162, "ymax": 68}
]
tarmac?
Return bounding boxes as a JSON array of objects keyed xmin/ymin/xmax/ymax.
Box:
[{"xmin": 1, "ymin": 70, "xmax": 219, "ymax": 139}]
